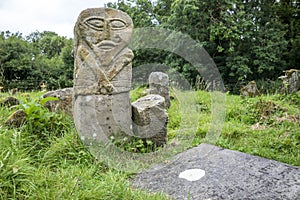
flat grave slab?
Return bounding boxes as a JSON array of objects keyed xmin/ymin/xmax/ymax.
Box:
[{"xmin": 133, "ymin": 143, "xmax": 300, "ymax": 200}]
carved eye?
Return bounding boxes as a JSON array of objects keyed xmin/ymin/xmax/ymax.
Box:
[
  {"xmin": 85, "ymin": 18, "xmax": 105, "ymax": 31},
  {"xmin": 110, "ymin": 19, "xmax": 127, "ymax": 30}
]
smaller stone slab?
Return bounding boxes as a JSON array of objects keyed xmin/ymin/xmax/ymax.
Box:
[
  {"xmin": 5, "ymin": 109, "xmax": 26, "ymax": 128},
  {"xmin": 133, "ymin": 143, "xmax": 300, "ymax": 200},
  {"xmin": 132, "ymin": 94, "xmax": 168, "ymax": 146},
  {"xmin": 280, "ymin": 69, "xmax": 300, "ymax": 93},
  {"xmin": 43, "ymin": 88, "xmax": 73, "ymax": 117},
  {"xmin": 0, "ymin": 96, "xmax": 19, "ymax": 107},
  {"xmin": 149, "ymin": 72, "xmax": 170, "ymax": 108}
]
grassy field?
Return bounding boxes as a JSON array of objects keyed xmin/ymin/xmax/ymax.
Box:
[{"xmin": 0, "ymin": 89, "xmax": 299, "ymax": 199}]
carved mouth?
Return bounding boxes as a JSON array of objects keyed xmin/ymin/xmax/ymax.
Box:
[{"xmin": 96, "ymin": 41, "xmax": 118, "ymax": 50}]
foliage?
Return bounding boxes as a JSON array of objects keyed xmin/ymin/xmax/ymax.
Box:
[
  {"xmin": 107, "ymin": 0, "xmax": 300, "ymax": 92},
  {"xmin": 0, "ymin": 31, "xmax": 73, "ymax": 91},
  {"xmin": 137, "ymin": 88, "xmax": 299, "ymax": 166},
  {"xmin": 111, "ymin": 136, "xmax": 159, "ymax": 153},
  {"xmin": 218, "ymin": 92, "xmax": 300, "ymax": 165},
  {"xmin": 16, "ymin": 93, "xmax": 64, "ymax": 135},
  {"xmin": 130, "ymin": 86, "xmax": 147, "ymax": 102}
]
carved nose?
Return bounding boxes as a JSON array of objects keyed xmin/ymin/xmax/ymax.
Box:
[{"xmin": 103, "ymin": 24, "xmax": 111, "ymax": 40}]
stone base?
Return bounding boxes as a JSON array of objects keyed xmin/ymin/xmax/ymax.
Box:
[
  {"xmin": 133, "ymin": 143, "xmax": 300, "ymax": 200},
  {"xmin": 73, "ymin": 93, "xmax": 132, "ymax": 145}
]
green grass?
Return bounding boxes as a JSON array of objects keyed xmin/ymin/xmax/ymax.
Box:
[
  {"xmin": 210, "ymin": 91, "xmax": 299, "ymax": 165},
  {"xmin": 0, "ymin": 89, "xmax": 299, "ymax": 199}
]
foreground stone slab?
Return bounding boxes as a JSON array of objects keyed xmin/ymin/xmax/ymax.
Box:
[{"xmin": 133, "ymin": 143, "xmax": 300, "ymax": 200}]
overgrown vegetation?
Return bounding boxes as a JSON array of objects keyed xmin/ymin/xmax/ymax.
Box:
[{"xmin": 0, "ymin": 89, "xmax": 299, "ymax": 198}]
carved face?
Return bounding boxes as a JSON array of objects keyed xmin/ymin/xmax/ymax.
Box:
[{"xmin": 76, "ymin": 8, "xmax": 133, "ymax": 53}]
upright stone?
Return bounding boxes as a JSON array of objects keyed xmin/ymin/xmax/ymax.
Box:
[
  {"xmin": 281, "ymin": 69, "xmax": 300, "ymax": 94},
  {"xmin": 149, "ymin": 72, "xmax": 170, "ymax": 108},
  {"xmin": 73, "ymin": 8, "xmax": 134, "ymax": 143}
]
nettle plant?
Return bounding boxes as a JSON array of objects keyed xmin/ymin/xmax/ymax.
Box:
[{"xmin": 110, "ymin": 135, "xmax": 159, "ymax": 153}]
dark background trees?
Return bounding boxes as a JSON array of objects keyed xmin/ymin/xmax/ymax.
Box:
[
  {"xmin": 0, "ymin": 0, "xmax": 299, "ymax": 92},
  {"xmin": 108, "ymin": 0, "xmax": 299, "ymax": 92},
  {"xmin": 0, "ymin": 31, "xmax": 73, "ymax": 90}
]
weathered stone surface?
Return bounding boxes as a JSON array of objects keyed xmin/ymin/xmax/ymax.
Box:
[
  {"xmin": 5, "ymin": 109, "xmax": 26, "ymax": 127},
  {"xmin": 133, "ymin": 143, "xmax": 300, "ymax": 200},
  {"xmin": 149, "ymin": 72, "xmax": 170, "ymax": 108},
  {"xmin": 8, "ymin": 88, "xmax": 18, "ymax": 95},
  {"xmin": 132, "ymin": 94, "xmax": 168, "ymax": 146},
  {"xmin": 280, "ymin": 69, "xmax": 300, "ymax": 94},
  {"xmin": 0, "ymin": 96, "xmax": 19, "ymax": 107},
  {"xmin": 73, "ymin": 8, "xmax": 134, "ymax": 143},
  {"xmin": 43, "ymin": 88, "xmax": 73, "ymax": 117},
  {"xmin": 240, "ymin": 80, "xmax": 260, "ymax": 98}
]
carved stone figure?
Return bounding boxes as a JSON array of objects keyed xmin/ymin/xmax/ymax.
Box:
[
  {"xmin": 73, "ymin": 8, "xmax": 169, "ymax": 151},
  {"xmin": 73, "ymin": 8, "xmax": 134, "ymax": 143}
]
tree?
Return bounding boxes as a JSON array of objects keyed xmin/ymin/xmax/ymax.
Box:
[
  {"xmin": 0, "ymin": 32, "xmax": 34, "ymax": 89},
  {"xmin": 107, "ymin": 0, "xmax": 155, "ymax": 27},
  {"xmin": 157, "ymin": 0, "xmax": 289, "ymax": 88},
  {"xmin": 0, "ymin": 31, "xmax": 74, "ymax": 90},
  {"xmin": 210, "ymin": 0, "xmax": 288, "ymax": 86},
  {"xmin": 275, "ymin": 0, "xmax": 300, "ymax": 69}
]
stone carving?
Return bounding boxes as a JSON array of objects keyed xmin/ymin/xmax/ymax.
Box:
[
  {"xmin": 132, "ymin": 94, "xmax": 168, "ymax": 146},
  {"xmin": 42, "ymin": 88, "xmax": 73, "ymax": 117},
  {"xmin": 149, "ymin": 72, "xmax": 170, "ymax": 108},
  {"xmin": 73, "ymin": 8, "xmax": 134, "ymax": 142},
  {"xmin": 73, "ymin": 8, "xmax": 169, "ymax": 150},
  {"xmin": 240, "ymin": 81, "xmax": 260, "ymax": 98}
]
